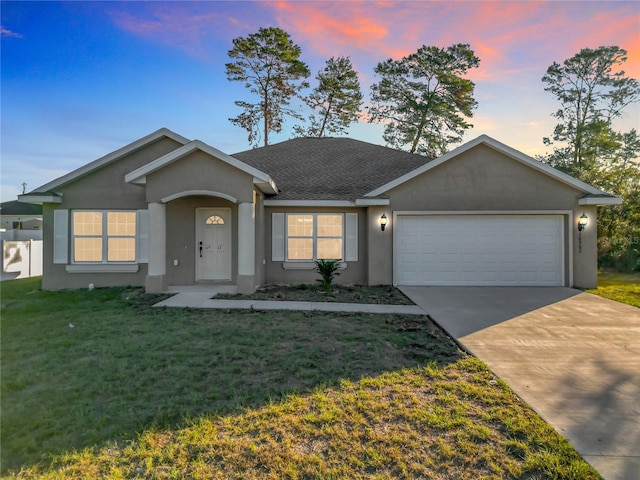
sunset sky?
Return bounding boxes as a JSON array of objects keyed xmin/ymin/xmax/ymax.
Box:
[{"xmin": 2, "ymin": 0, "xmax": 639, "ymax": 202}]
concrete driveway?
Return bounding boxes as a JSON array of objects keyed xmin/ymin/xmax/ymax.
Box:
[{"xmin": 400, "ymin": 286, "xmax": 640, "ymax": 480}]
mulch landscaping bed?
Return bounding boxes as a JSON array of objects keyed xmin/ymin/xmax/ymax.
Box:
[{"xmin": 217, "ymin": 284, "xmax": 415, "ymax": 305}]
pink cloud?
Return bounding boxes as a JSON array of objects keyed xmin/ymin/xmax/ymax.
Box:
[
  {"xmin": 109, "ymin": 3, "xmax": 253, "ymax": 60},
  {"xmin": 267, "ymin": 1, "xmax": 639, "ymax": 85},
  {"xmin": 566, "ymin": 12, "xmax": 640, "ymax": 78},
  {"xmin": 267, "ymin": 1, "xmax": 546, "ymax": 81},
  {"xmin": 272, "ymin": 1, "xmax": 390, "ymax": 58},
  {"xmin": 108, "ymin": 0, "xmax": 639, "ymax": 87}
]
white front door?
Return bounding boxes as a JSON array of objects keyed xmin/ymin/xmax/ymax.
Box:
[{"xmin": 196, "ymin": 208, "xmax": 232, "ymax": 281}]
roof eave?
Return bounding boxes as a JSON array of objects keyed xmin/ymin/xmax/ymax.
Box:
[
  {"xmin": 578, "ymin": 196, "xmax": 622, "ymax": 206},
  {"xmin": 253, "ymin": 177, "xmax": 278, "ymax": 195},
  {"xmin": 32, "ymin": 128, "xmax": 190, "ymax": 193},
  {"xmin": 262, "ymin": 198, "xmax": 390, "ymax": 207},
  {"xmin": 263, "ymin": 200, "xmax": 357, "ymax": 207},
  {"xmin": 125, "ymin": 140, "xmax": 277, "ymax": 193},
  {"xmin": 17, "ymin": 193, "xmax": 63, "ymax": 204},
  {"xmin": 355, "ymin": 198, "xmax": 390, "ymax": 206}
]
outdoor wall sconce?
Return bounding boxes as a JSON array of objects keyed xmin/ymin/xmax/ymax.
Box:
[
  {"xmin": 380, "ymin": 213, "xmax": 388, "ymax": 231},
  {"xmin": 578, "ymin": 212, "xmax": 588, "ymax": 231}
]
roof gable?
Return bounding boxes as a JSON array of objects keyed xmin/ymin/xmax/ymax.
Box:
[
  {"xmin": 28, "ymin": 128, "xmax": 189, "ymax": 194},
  {"xmin": 125, "ymin": 140, "xmax": 278, "ymax": 195},
  {"xmin": 365, "ymin": 134, "xmax": 616, "ymax": 202}
]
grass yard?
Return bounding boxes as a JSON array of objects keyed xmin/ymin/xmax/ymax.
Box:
[
  {"xmin": 2, "ymin": 278, "xmax": 599, "ymax": 479},
  {"xmin": 587, "ymin": 269, "xmax": 640, "ymax": 307}
]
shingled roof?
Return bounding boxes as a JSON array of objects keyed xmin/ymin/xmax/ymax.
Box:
[
  {"xmin": 232, "ymin": 137, "xmax": 432, "ymax": 201},
  {"xmin": 0, "ymin": 200, "xmax": 42, "ymax": 216}
]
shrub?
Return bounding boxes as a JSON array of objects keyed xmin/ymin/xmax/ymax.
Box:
[{"xmin": 315, "ymin": 259, "xmax": 341, "ymax": 293}]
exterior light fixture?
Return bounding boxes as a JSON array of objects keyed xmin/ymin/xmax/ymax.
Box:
[
  {"xmin": 380, "ymin": 213, "xmax": 388, "ymax": 231},
  {"xmin": 578, "ymin": 212, "xmax": 588, "ymax": 232}
]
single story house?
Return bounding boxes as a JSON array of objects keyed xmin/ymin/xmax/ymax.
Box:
[{"xmin": 18, "ymin": 128, "xmax": 619, "ymax": 293}]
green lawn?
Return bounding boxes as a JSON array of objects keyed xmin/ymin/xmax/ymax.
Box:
[
  {"xmin": 587, "ymin": 270, "xmax": 640, "ymax": 307},
  {"xmin": 2, "ymin": 278, "xmax": 599, "ymax": 479}
]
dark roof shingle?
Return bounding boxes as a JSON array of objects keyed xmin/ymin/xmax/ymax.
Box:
[
  {"xmin": 232, "ymin": 137, "xmax": 432, "ymax": 200},
  {"xmin": 0, "ymin": 200, "xmax": 43, "ymax": 216}
]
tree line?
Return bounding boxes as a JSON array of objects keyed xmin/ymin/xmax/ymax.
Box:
[
  {"xmin": 225, "ymin": 26, "xmax": 479, "ymax": 156},
  {"xmin": 226, "ymin": 27, "xmax": 639, "ymax": 271}
]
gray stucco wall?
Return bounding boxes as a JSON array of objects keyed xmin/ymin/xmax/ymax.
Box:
[
  {"xmin": 255, "ymin": 191, "xmax": 266, "ymax": 287},
  {"xmin": 368, "ymin": 144, "xmax": 598, "ymax": 288},
  {"xmin": 264, "ymin": 206, "xmax": 368, "ymax": 285},
  {"xmin": 42, "ymin": 204, "xmax": 149, "ymax": 290},
  {"xmin": 145, "ymin": 151, "xmax": 254, "ymax": 204},
  {"xmin": 367, "ymin": 205, "xmax": 393, "ymax": 286},
  {"xmin": 164, "ymin": 196, "xmax": 238, "ymax": 286},
  {"xmin": 56, "ymin": 137, "xmax": 182, "ymax": 209},
  {"xmin": 573, "ymin": 204, "xmax": 597, "ymax": 288},
  {"xmin": 388, "ymin": 145, "xmax": 584, "ymax": 211},
  {"xmin": 41, "ymin": 137, "xmax": 183, "ymax": 290}
]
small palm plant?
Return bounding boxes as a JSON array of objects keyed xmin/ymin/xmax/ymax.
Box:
[{"xmin": 315, "ymin": 259, "xmax": 341, "ymax": 293}]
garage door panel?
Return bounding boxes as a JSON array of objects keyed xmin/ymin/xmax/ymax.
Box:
[{"xmin": 396, "ymin": 215, "xmax": 564, "ymax": 286}]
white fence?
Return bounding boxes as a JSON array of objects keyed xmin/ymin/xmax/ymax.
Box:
[
  {"xmin": 1, "ymin": 229, "xmax": 43, "ymax": 241},
  {"xmin": 1, "ymin": 240, "xmax": 43, "ymax": 280}
]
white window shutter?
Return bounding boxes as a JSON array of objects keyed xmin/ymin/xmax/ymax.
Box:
[
  {"xmin": 53, "ymin": 210, "xmax": 69, "ymax": 264},
  {"xmin": 137, "ymin": 209, "xmax": 149, "ymax": 263},
  {"xmin": 345, "ymin": 213, "xmax": 358, "ymax": 261},
  {"xmin": 272, "ymin": 213, "xmax": 285, "ymax": 261}
]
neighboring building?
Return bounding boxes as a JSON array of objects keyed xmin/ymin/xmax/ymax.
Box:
[
  {"xmin": 1, "ymin": 200, "xmax": 43, "ymax": 280},
  {"xmin": 18, "ymin": 128, "xmax": 619, "ymax": 293},
  {"xmin": 1, "ymin": 200, "xmax": 43, "ymax": 240}
]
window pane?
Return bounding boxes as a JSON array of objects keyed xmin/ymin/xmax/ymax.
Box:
[
  {"xmin": 288, "ymin": 238, "xmax": 313, "ymax": 260},
  {"xmin": 73, "ymin": 211, "xmax": 102, "ymax": 235},
  {"xmin": 317, "ymin": 215, "xmax": 343, "ymax": 237},
  {"xmin": 318, "ymin": 238, "xmax": 343, "ymax": 260},
  {"xmin": 288, "ymin": 215, "xmax": 313, "ymax": 237},
  {"xmin": 74, "ymin": 238, "xmax": 103, "ymax": 262},
  {"xmin": 107, "ymin": 212, "xmax": 136, "ymax": 236},
  {"xmin": 108, "ymin": 238, "xmax": 136, "ymax": 262}
]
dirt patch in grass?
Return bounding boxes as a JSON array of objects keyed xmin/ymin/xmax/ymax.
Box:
[{"xmin": 218, "ymin": 283, "xmax": 415, "ymax": 304}]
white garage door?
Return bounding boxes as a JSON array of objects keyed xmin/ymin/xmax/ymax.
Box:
[{"xmin": 396, "ymin": 215, "xmax": 564, "ymax": 286}]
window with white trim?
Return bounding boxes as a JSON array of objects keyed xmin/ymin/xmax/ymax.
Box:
[
  {"xmin": 286, "ymin": 214, "xmax": 343, "ymax": 261},
  {"xmin": 72, "ymin": 211, "xmax": 137, "ymax": 263}
]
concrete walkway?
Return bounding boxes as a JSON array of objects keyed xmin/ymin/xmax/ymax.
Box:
[
  {"xmin": 400, "ymin": 286, "xmax": 640, "ymax": 480},
  {"xmin": 154, "ymin": 286, "xmax": 425, "ymax": 315}
]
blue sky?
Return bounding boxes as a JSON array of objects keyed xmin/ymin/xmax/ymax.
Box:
[{"xmin": 2, "ymin": 0, "xmax": 639, "ymax": 202}]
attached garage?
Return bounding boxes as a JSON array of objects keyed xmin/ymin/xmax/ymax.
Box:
[{"xmin": 395, "ymin": 214, "xmax": 565, "ymax": 286}]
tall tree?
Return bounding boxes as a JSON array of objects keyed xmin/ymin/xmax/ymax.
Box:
[
  {"xmin": 574, "ymin": 134, "xmax": 640, "ymax": 271},
  {"xmin": 541, "ymin": 46, "xmax": 640, "ymax": 271},
  {"xmin": 368, "ymin": 43, "xmax": 480, "ymax": 157},
  {"xmin": 294, "ymin": 56, "xmax": 363, "ymax": 137},
  {"xmin": 226, "ymin": 27, "xmax": 310, "ymax": 147},
  {"xmin": 542, "ymin": 46, "xmax": 640, "ymax": 172}
]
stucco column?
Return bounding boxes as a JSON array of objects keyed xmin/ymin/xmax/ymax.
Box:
[
  {"xmin": 573, "ymin": 205, "xmax": 597, "ymax": 289},
  {"xmin": 145, "ymin": 202, "xmax": 167, "ymax": 293},
  {"xmin": 367, "ymin": 206, "xmax": 394, "ymax": 286},
  {"xmin": 237, "ymin": 201, "xmax": 256, "ymax": 294}
]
